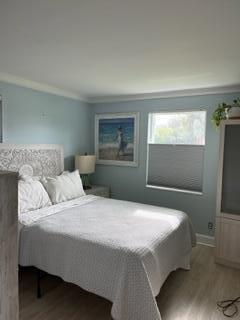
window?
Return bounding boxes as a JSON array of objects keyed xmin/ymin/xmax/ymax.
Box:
[{"xmin": 147, "ymin": 110, "xmax": 206, "ymax": 194}]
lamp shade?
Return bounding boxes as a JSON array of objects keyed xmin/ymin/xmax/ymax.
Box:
[{"xmin": 75, "ymin": 155, "xmax": 96, "ymax": 174}]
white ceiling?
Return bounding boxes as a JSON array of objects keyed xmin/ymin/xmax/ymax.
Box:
[{"xmin": 0, "ymin": 0, "xmax": 240, "ymax": 101}]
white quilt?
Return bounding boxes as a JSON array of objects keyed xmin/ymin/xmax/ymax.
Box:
[{"xmin": 19, "ymin": 195, "xmax": 196, "ymax": 320}]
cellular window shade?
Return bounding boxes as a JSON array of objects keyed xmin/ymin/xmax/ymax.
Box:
[{"xmin": 147, "ymin": 144, "xmax": 204, "ymax": 192}]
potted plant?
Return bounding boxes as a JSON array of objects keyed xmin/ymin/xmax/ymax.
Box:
[
  {"xmin": 227, "ymin": 98, "xmax": 240, "ymax": 119},
  {"xmin": 212, "ymin": 98, "xmax": 240, "ymax": 127}
]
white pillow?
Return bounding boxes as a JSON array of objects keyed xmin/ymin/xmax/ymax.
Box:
[
  {"xmin": 20, "ymin": 171, "xmax": 69, "ymax": 183},
  {"xmin": 18, "ymin": 180, "xmax": 52, "ymax": 214},
  {"xmin": 42, "ymin": 170, "xmax": 85, "ymax": 204}
]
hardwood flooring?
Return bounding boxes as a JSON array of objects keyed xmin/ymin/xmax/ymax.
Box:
[{"xmin": 19, "ymin": 245, "xmax": 240, "ymax": 320}]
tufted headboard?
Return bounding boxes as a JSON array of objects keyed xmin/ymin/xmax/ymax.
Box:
[{"xmin": 0, "ymin": 144, "xmax": 64, "ymax": 177}]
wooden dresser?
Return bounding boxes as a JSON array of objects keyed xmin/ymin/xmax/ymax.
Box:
[
  {"xmin": 0, "ymin": 171, "xmax": 19, "ymax": 320},
  {"xmin": 215, "ymin": 120, "xmax": 240, "ymax": 268}
]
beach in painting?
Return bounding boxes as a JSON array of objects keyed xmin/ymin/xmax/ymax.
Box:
[
  {"xmin": 98, "ymin": 117, "xmax": 134, "ymax": 161},
  {"xmin": 99, "ymin": 147, "xmax": 133, "ymax": 161}
]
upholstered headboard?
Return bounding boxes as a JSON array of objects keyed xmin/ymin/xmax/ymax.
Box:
[{"xmin": 0, "ymin": 144, "xmax": 64, "ymax": 177}]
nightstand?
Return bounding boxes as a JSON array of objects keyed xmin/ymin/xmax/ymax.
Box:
[{"xmin": 85, "ymin": 185, "xmax": 110, "ymax": 198}]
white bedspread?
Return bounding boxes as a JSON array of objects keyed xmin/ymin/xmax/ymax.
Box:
[{"xmin": 19, "ymin": 195, "xmax": 195, "ymax": 320}]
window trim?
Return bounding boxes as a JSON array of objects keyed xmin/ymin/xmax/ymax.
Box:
[
  {"xmin": 146, "ymin": 183, "xmax": 203, "ymax": 196},
  {"xmin": 146, "ymin": 109, "xmax": 207, "ymax": 195}
]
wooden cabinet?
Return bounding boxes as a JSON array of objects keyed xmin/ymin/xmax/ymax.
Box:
[
  {"xmin": 215, "ymin": 120, "xmax": 240, "ymax": 268},
  {"xmin": 0, "ymin": 171, "xmax": 18, "ymax": 320}
]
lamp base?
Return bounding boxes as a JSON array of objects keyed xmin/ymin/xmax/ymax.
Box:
[
  {"xmin": 83, "ymin": 185, "xmax": 92, "ymax": 190},
  {"xmin": 80, "ymin": 174, "xmax": 92, "ymax": 190}
]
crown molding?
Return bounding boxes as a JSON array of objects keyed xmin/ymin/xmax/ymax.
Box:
[
  {"xmin": 0, "ymin": 72, "xmax": 87, "ymax": 102},
  {"xmin": 88, "ymin": 84, "xmax": 240, "ymax": 104},
  {"xmin": 1, "ymin": 73, "xmax": 239, "ymax": 104}
]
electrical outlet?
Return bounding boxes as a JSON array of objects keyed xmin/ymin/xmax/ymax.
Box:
[{"xmin": 208, "ymin": 222, "xmax": 213, "ymax": 230}]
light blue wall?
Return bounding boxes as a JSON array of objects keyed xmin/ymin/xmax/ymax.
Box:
[
  {"xmin": 91, "ymin": 92, "xmax": 240, "ymax": 236},
  {"xmin": 1, "ymin": 80, "xmax": 239, "ymax": 236},
  {"xmin": 0, "ymin": 81, "xmax": 91, "ymax": 170}
]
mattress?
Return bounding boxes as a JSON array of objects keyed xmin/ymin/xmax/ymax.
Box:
[{"xmin": 19, "ymin": 195, "xmax": 195, "ymax": 320}]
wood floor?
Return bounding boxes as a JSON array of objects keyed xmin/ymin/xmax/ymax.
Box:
[{"xmin": 19, "ymin": 245, "xmax": 240, "ymax": 320}]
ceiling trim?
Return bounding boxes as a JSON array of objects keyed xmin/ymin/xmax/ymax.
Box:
[
  {"xmin": 0, "ymin": 72, "xmax": 87, "ymax": 101},
  {"xmin": 88, "ymin": 84, "xmax": 240, "ymax": 104},
  {"xmin": 0, "ymin": 72, "xmax": 239, "ymax": 104}
]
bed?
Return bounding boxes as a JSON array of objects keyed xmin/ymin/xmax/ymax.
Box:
[{"xmin": 0, "ymin": 144, "xmax": 196, "ymax": 320}]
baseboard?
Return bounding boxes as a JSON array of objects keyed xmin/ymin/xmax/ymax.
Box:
[
  {"xmin": 196, "ymin": 233, "xmax": 215, "ymax": 247},
  {"xmin": 215, "ymin": 257, "xmax": 240, "ymax": 269}
]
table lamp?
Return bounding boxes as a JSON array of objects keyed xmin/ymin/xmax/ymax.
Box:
[{"xmin": 75, "ymin": 154, "xmax": 96, "ymax": 190}]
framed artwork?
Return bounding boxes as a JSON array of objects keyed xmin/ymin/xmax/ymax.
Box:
[{"xmin": 95, "ymin": 112, "xmax": 139, "ymax": 166}]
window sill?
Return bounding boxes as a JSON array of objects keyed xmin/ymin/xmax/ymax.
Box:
[{"xmin": 146, "ymin": 184, "xmax": 203, "ymax": 196}]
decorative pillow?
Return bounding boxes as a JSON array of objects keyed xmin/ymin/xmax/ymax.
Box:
[
  {"xmin": 18, "ymin": 179, "xmax": 52, "ymax": 214},
  {"xmin": 20, "ymin": 171, "xmax": 69, "ymax": 183},
  {"xmin": 41, "ymin": 170, "xmax": 85, "ymax": 204}
]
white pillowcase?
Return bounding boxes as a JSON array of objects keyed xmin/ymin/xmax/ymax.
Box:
[
  {"xmin": 42, "ymin": 170, "xmax": 85, "ymax": 204},
  {"xmin": 18, "ymin": 179, "xmax": 52, "ymax": 214}
]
